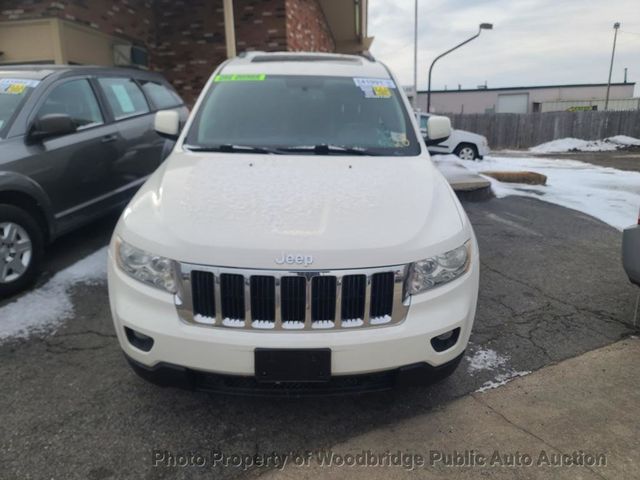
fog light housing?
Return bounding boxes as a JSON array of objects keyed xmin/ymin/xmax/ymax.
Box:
[
  {"xmin": 125, "ymin": 327, "xmax": 154, "ymax": 352},
  {"xmin": 431, "ymin": 327, "xmax": 460, "ymax": 352}
]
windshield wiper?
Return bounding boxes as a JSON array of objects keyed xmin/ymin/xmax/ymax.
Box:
[
  {"xmin": 184, "ymin": 144, "xmax": 281, "ymax": 154},
  {"xmin": 275, "ymin": 145, "xmax": 380, "ymax": 156}
]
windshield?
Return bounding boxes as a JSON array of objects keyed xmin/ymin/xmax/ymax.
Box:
[
  {"xmin": 0, "ymin": 77, "xmax": 39, "ymax": 138},
  {"xmin": 185, "ymin": 74, "xmax": 420, "ymax": 156}
]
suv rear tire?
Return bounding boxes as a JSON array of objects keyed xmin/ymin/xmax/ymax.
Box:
[{"xmin": 0, "ymin": 204, "xmax": 44, "ymax": 298}]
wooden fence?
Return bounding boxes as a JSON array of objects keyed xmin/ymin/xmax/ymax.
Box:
[{"xmin": 444, "ymin": 110, "xmax": 640, "ymax": 150}]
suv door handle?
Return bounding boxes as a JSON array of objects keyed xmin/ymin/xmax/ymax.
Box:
[{"xmin": 101, "ymin": 134, "xmax": 118, "ymax": 143}]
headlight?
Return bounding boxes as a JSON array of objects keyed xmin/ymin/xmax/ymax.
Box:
[
  {"xmin": 407, "ymin": 241, "xmax": 472, "ymax": 295},
  {"xmin": 115, "ymin": 238, "xmax": 177, "ymax": 293}
]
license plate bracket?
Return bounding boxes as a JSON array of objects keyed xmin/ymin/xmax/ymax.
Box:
[{"xmin": 255, "ymin": 348, "xmax": 331, "ymax": 383}]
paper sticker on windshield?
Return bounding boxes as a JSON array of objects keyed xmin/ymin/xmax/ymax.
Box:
[
  {"xmin": 354, "ymin": 77, "xmax": 396, "ymax": 98},
  {"xmin": 214, "ymin": 74, "xmax": 266, "ymax": 82},
  {"xmin": 0, "ymin": 78, "xmax": 39, "ymax": 95},
  {"xmin": 391, "ymin": 132, "xmax": 410, "ymax": 147}
]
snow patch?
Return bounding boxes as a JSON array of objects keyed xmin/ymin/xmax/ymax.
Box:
[
  {"xmin": 312, "ymin": 320, "xmax": 335, "ymax": 329},
  {"xmin": 252, "ymin": 320, "xmax": 275, "ymax": 329},
  {"xmin": 282, "ymin": 321, "xmax": 305, "ymax": 330},
  {"xmin": 440, "ymin": 154, "xmax": 640, "ymax": 231},
  {"xmin": 465, "ymin": 345, "xmax": 531, "ymax": 393},
  {"xmin": 341, "ymin": 318, "xmax": 364, "ymax": 328},
  {"xmin": 194, "ymin": 314, "xmax": 216, "ymax": 325},
  {"xmin": 466, "ymin": 348, "xmax": 508, "ymax": 373},
  {"xmin": 222, "ymin": 318, "xmax": 245, "ymax": 328},
  {"xmin": 476, "ymin": 371, "xmax": 531, "ymax": 393},
  {"xmin": 530, "ymin": 136, "xmax": 640, "ymax": 153},
  {"xmin": 0, "ymin": 247, "xmax": 108, "ymax": 342},
  {"xmin": 370, "ymin": 315, "xmax": 392, "ymax": 325},
  {"xmin": 608, "ymin": 135, "xmax": 640, "ymax": 146}
]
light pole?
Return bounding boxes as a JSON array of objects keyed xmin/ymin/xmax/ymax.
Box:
[
  {"xmin": 426, "ymin": 23, "xmax": 493, "ymax": 112},
  {"xmin": 604, "ymin": 22, "xmax": 621, "ymax": 111}
]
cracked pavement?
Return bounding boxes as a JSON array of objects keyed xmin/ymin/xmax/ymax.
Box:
[{"xmin": 0, "ymin": 196, "xmax": 637, "ymax": 479}]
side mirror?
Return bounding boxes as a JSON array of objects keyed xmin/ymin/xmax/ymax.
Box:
[
  {"xmin": 154, "ymin": 110, "xmax": 181, "ymax": 140},
  {"xmin": 425, "ymin": 115, "xmax": 452, "ymax": 146},
  {"xmin": 30, "ymin": 114, "xmax": 76, "ymax": 141}
]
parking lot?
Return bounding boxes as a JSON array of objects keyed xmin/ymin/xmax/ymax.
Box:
[{"xmin": 1, "ymin": 191, "xmax": 636, "ymax": 479}]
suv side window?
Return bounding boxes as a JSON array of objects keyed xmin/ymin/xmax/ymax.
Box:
[
  {"xmin": 37, "ymin": 79, "xmax": 104, "ymax": 129},
  {"xmin": 98, "ymin": 77, "xmax": 150, "ymax": 120},
  {"xmin": 420, "ymin": 115, "xmax": 428, "ymax": 130},
  {"xmin": 139, "ymin": 81, "xmax": 183, "ymax": 110}
]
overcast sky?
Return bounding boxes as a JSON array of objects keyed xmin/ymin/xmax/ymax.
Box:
[{"xmin": 369, "ymin": 0, "xmax": 640, "ymax": 96}]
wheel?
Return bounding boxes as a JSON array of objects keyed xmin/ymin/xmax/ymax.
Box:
[
  {"xmin": 454, "ymin": 143, "xmax": 479, "ymax": 161},
  {"xmin": 0, "ymin": 204, "xmax": 44, "ymax": 298}
]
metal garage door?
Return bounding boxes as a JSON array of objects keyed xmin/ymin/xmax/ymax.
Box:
[{"xmin": 497, "ymin": 93, "xmax": 529, "ymax": 113}]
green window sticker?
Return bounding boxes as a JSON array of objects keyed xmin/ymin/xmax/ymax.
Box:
[{"xmin": 214, "ymin": 74, "xmax": 266, "ymax": 82}]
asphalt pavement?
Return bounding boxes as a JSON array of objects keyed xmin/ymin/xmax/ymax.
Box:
[{"xmin": 0, "ymin": 196, "xmax": 637, "ymax": 480}]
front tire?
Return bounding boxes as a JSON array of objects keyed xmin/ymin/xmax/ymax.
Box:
[
  {"xmin": 454, "ymin": 143, "xmax": 479, "ymax": 161},
  {"xmin": 0, "ymin": 205, "xmax": 44, "ymax": 298}
]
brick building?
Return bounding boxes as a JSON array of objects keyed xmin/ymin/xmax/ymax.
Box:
[{"xmin": 0, "ymin": 0, "xmax": 371, "ymax": 103}]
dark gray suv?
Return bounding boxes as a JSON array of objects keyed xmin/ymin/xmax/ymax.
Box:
[{"xmin": 0, "ymin": 65, "xmax": 187, "ymax": 296}]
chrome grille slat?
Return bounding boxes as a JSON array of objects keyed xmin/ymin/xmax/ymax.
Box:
[
  {"xmin": 177, "ymin": 264, "xmax": 410, "ymax": 331},
  {"xmin": 214, "ymin": 274, "xmax": 222, "ymax": 325},
  {"xmin": 304, "ymin": 276, "xmax": 312, "ymax": 329},
  {"xmin": 363, "ymin": 275, "xmax": 372, "ymax": 326}
]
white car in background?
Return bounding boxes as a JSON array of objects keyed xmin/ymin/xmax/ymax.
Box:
[{"xmin": 418, "ymin": 113, "xmax": 490, "ymax": 160}]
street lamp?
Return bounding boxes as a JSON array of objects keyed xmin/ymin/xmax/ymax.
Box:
[
  {"xmin": 426, "ymin": 23, "xmax": 493, "ymax": 112},
  {"xmin": 604, "ymin": 22, "xmax": 621, "ymax": 111}
]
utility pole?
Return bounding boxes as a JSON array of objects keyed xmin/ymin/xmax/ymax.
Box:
[
  {"xmin": 412, "ymin": 0, "xmax": 418, "ymax": 108},
  {"xmin": 223, "ymin": 0, "xmax": 237, "ymax": 58},
  {"xmin": 605, "ymin": 22, "xmax": 620, "ymax": 111}
]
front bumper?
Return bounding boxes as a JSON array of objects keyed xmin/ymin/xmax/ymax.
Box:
[
  {"xmin": 623, "ymin": 224, "xmax": 640, "ymax": 286},
  {"xmin": 124, "ymin": 351, "xmax": 465, "ymax": 396},
  {"xmin": 108, "ymin": 247, "xmax": 479, "ymax": 384}
]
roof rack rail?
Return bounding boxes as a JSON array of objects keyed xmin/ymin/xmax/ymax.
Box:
[{"xmin": 237, "ymin": 50, "xmax": 264, "ymax": 58}]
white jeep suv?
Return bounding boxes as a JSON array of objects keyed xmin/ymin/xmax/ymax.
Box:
[{"xmin": 107, "ymin": 52, "xmax": 480, "ymax": 395}]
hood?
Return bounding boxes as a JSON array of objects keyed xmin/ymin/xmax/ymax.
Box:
[
  {"xmin": 455, "ymin": 129, "xmax": 487, "ymax": 143},
  {"xmin": 119, "ymin": 151, "xmax": 469, "ymax": 269}
]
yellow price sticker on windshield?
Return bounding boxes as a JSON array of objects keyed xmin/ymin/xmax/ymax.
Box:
[
  {"xmin": 5, "ymin": 83, "xmax": 26, "ymax": 94},
  {"xmin": 372, "ymin": 86, "xmax": 392, "ymax": 98}
]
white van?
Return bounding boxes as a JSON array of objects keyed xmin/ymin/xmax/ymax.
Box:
[{"xmin": 107, "ymin": 52, "xmax": 480, "ymax": 395}]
